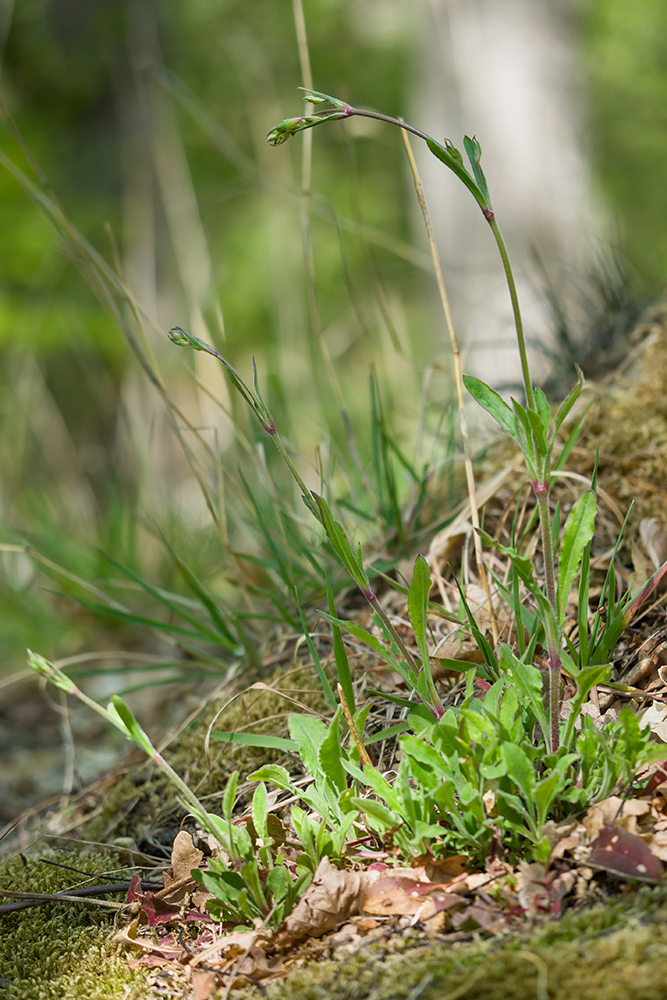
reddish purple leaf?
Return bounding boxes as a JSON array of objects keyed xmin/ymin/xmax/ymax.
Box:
[
  {"xmin": 644, "ymin": 761, "xmax": 667, "ymax": 796},
  {"xmin": 588, "ymin": 826, "xmax": 664, "ymax": 882}
]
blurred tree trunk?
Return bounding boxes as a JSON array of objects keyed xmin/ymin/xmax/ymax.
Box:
[{"xmin": 412, "ymin": 0, "xmax": 610, "ymax": 390}]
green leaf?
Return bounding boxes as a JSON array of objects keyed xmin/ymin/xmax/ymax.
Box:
[
  {"xmin": 463, "ymin": 135, "xmax": 491, "ymax": 207},
  {"xmin": 252, "ymin": 782, "xmax": 269, "ymax": 843},
  {"xmin": 562, "ymin": 663, "xmax": 612, "ymax": 749},
  {"xmin": 222, "ymin": 771, "xmax": 239, "ymax": 822},
  {"xmin": 249, "ymin": 764, "xmax": 298, "ymax": 793},
  {"xmin": 425, "ymin": 138, "xmax": 485, "ymax": 205},
  {"xmin": 310, "ymin": 493, "xmax": 369, "ymax": 590},
  {"xmin": 512, "ymin": 397, "xmax": 546, "ymax": 456},
  {"xmin": 399, "ymin": 733, "xmax": 444, "ymax": 769},
  {"xmin": 288, "ymin": 714, "xmax": 329, "ymax": 778},
  {"xmin": 326, "ymin": 568, "xmax": 355, "ymax": 714},
  {"xmin": 499, "ymin": 646, "xmax": 549, "ymax": 745},
  {"xmin": 534, "ymin": 388, "xmax": 552, "ymax": 436},
  {"xmin": 350, "ymin": 797, "xmax": 403, "ymax": 831},
  {"xmin": 267, "ymin": 864, "xmax": 291, "ymax": 905},
  {"xmin": 318, "ymin": 610, "xmax": 399, "ymax": 666},
  {"xmin": 343, "ymin": 760, "xmax": 402, "ymax": 812},
  {"xmin": 557, "ymin": 491, "xmax": 597, "ymax": 624},
  {"xmin": 463, "ymin": 376, "xmax": 521, "ymax": 444},
  {"xmin": 318, "ymin": 708, "xmax": 347, "ymax": 794},
  {"xmin": 408, "ymin": 554, "xmax": 432, "ymax": 668},
  {"xmin": 108, "ymin": 695, "xmax": 155, "ymax": 757},
  {"xmin": 296, "ymin": 591, "xmax": 337, "ymax": 709},
  {"xmin": 502, "ymin": 743, "xmax": 535, "ymax": 804},
  {"xmin": 553, "ymin": 366, "xmax": 585, "ymax": 436},
  {"xmin": 211, "ymin": 732, "xmax": 298, "ymax": 752}
]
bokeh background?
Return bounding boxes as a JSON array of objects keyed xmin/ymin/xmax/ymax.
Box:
[{"xmin": 0, "ymin": 0, "xmax": 666, "ymax": 813}]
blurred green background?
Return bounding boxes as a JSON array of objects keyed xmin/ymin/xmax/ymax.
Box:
[{"xmin": 0, "ymin": 0, "xmax": 665, "ymax": 681}]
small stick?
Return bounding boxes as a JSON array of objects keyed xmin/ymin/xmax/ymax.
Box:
[{"xmin": 338, "ymin": 683, "xmax": 374, "ymax": 767}]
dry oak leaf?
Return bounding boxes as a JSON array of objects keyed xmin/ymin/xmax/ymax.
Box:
[{"xmin": 276, "ymin": 858, "xmax": 379, "ymax": 946}]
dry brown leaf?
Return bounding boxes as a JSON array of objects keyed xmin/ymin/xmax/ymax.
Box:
[
  {"xmin": 360, "ymin": 875, "xmax": 464, "ymax": 921},
  {"xmin": 583, "ymin": 796, "xmax": 651, "ymax": 840},
  {"xmin": 190, "ymin": 969, "xmax": 220, "ymax": 1000},
  {"xmin": 641, "ymin": 702, "xmax": 667, "ymax": 743},
  {"xmin": 276, "ymin": 858, "xmax": 378, "ymax": 946},
  {"xmin": 112, "ymin": 918, "xmax": 183, "ymax": 962},
  {"xmin": 409, "ymin": 854, "xmax": 469, "ymax": 882}
]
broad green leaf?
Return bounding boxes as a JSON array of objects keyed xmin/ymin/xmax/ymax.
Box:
[
  {"xmin": 400, "ymin": 734, "xmax": 448, "ymax": 775},
  {"xmin": 249, "ymin": 764, "xmax": 299, "ymax": 794},
  {"xmin": 557, "ymin": 490, "xmax": 597, "ymax": 624},
  {"xmin": 502, "ymin": 743, "xmax": 535, "ymax": 803},
  {"xmin": 267, "ymin": 864, "xmax": 291, "ymax": 904},
  {"xmin": 562, "ymin": 663, "xmax": 612, "ymax": 749},
  {"xmin": 349, "ymin": 797, "xmax": 402, "ymax": 830},
  {"xmin": 288, "ymin": 714, "xmax": 328, "ymax": 778},
  {"xmin": 463, "ymin": 376, "xmax": 521, "ymax": 443},
  {"xmin": 343, "ymin": 760, "xmax": 402, "ymax": 812}
]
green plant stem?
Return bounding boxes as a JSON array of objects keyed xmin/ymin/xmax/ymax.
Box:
[
  {"xmin": 486, "ymin": 217, "xmax": 535, "ymax": 413},
  {"xmin": 534, "ymin": 483, "xmax": 560, "ymax": 752}
]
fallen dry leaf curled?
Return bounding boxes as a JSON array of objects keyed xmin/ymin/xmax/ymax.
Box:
[{"xmin": 275, "ymin": 857, "xmax": 378, "ymax": 947}]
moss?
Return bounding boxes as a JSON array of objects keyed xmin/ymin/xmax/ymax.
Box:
[
  {"xmin": 0, "ymin": 848, "xmax": 149, "ymax": 999},
  {"xmin": 231, "ymin": 888, "xmax": 667, "ymax": 1000}
]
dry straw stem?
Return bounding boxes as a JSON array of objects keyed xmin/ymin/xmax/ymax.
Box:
[{"xmin": 400, "ymin": 127, "xmax": 498, "ymax": 643}]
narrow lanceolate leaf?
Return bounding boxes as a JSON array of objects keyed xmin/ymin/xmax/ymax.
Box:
[
  {"xmin": 553, "ymin": 365, "xmax": 585, "ymax": 436},
  {"xmin": 425, "ymin": 138, "xmax": 484, "ymax": 205},
  {"xmin": 463, "ymin": 134, "xmax": 491, "ymax": 208},
  {"xmin": 210, "ymin": 732, "xmax": 298, "ymax": 752},
  {"xmin": 512, "ymin": 397, "xmax": 546, "ymax": 455},
  {"xmin": 408, "ymin": 554, "xmax": 431, "ymax": 668},
  {"xmin": 533, "ymin": 387, "xmax": 552, "ymax": 438},
  {"xmin": 557, "ymin": 490, "xmax": 597, "ymax": 624},
  {"xmin": 463, "ymin": 377, "xmax": 521, "ymax": 445},
  {"xmin": 326, "ymin": 569, "xmax": 355, "ymax": 715},
  {"xmin": 310, "ymin": 493, "xmax": 369, "ymax": 590},
  {"xmin": 318, "ymin": 609, "xmax": 400, "ymax": 666}
]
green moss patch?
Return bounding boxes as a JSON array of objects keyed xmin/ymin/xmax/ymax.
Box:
[{"xmin": 0, "ymin": 848, "xmax": 147, "ymax": 1000}]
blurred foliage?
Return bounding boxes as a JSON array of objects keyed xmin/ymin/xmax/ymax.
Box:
[{"xmin": 585, "ymin": 0, "xmax": 667, "ymax": 289}]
